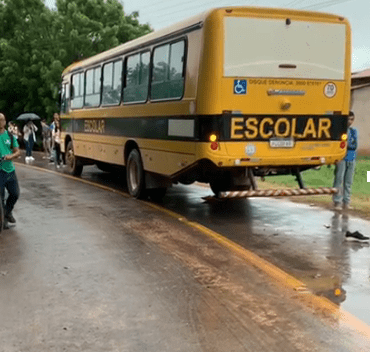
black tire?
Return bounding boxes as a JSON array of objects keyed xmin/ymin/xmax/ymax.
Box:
[
  {"xmin": 66, "ymin": 141, "xmax": 83, "ymax": 176},
  {"xmin": 210, "ymin": 180, "xmax": 226, "ymax": 198},
  {"xmin": 149, "ymin": 188, "xmax": 167, "ymax": 202},
  {"xmin": 126, "ymin": 149, "xmax": 147, "ymax": 199}
]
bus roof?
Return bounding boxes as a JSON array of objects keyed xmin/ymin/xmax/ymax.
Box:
[{"xmin": 62, "ymin": 6, "xmax": 348, "ymax": 75}]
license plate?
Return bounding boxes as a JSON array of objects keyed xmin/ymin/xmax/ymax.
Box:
[{"xmin": 269, "ymin": 138, "xmax": 294, "ymax": 148}]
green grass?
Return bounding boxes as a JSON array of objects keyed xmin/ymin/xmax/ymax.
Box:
[
  {"xmin": 266, "ymin": 156, "xmax": 370, "ymax": 195},
  {"xmin": 260, "ymin": 156, "xmax": 370, "ymax": 216}
]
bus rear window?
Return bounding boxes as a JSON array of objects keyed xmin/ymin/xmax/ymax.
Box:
[{"xmin": 224, "ymin": 17, "xmax": 346, "ymax": 80}]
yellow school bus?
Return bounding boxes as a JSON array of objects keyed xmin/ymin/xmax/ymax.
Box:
[{"xmin": 60, "ymin": 6, "xmax": 351, "ymax": 200}]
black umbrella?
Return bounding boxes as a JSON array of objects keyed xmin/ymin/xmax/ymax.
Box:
[{"xmin": 16, "ymin": 113, "xmax": 41, "ymax": 121}]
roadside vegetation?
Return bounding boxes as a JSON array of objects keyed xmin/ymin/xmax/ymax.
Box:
[
  {"xmin": 258, "ymin": 156, "xmax": 370, "ymax": 218},
  {"xmin": 0, "ymin": 0, "xmax": 152, "ymax": 121}
]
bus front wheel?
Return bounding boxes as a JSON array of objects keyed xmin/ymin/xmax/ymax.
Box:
[
  {"xmin": 126, "ymin": 149, "xmax": 147, "ymax": 199},
  {"xmin": 66, "ymin": 141, "xmax": 83, "ymax": 176}
]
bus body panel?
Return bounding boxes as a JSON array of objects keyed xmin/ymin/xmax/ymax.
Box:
[
  {"xmin": 65, "ymin": 134, "xmax": 197, "ymax": 176},
  {"xmin": 197, "ymin": 8, "xmax": 351, "ymax": 116},
  {"xmin": 194, "ymin": 8, "xmax": 350, "ymax": 170},
  {"xmin": 60, "ymin": 6, "xmax": 351, "ymax": 191}
]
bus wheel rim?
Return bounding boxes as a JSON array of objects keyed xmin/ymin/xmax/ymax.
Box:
[
  {"xmin": 68, "ymin": 150, "xmax": 74, "ymax": 167},
  {"xmin": 129, "ymin": 160, "xmax": 138, "ymax": 192}
]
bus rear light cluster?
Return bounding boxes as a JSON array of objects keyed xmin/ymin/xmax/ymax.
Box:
[
  {"xmin": 340, "ymin": 141, "xmax": 346, "ymax": 149},
  {"xmin": 307, "ymin": 157, "xmax": 326, "ymax": 163},
  {"xmin": 209, "ymin": 134, "xmax": 218, "ymax": 150}
]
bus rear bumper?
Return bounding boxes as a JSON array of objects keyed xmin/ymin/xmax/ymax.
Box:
[{"xmin": 197, "ymin": 141, "xmax": 346, "ymax": 168}]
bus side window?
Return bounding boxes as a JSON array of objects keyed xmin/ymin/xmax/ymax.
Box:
[
  {"xmin": 71, "ymin": 73, "xmax": 84, "ymax": 109},
  {"xmin": 151, "ymin": 44, "xmax": 169, "ymax": 100},
  {"xmin": 102, "ymin": 60, "xmax": 122, "ymax": 105},
  {"xmin": 84, "ymin": 67, "xmax": 101, "ymax": 107},
  {"xmin": 151, "ymin": 40, "xmax": 185, "ymax": 100},
  {"xmin": 169, "ymin": 41, "xmax": 185, "ymax": 98},
  {"xmin": 123, "ymin": 52, "xmax": 149, "ymax": 103},
  {"xmin": 60, "ymin": 83, "xmax": 69, "ymax": 114}
]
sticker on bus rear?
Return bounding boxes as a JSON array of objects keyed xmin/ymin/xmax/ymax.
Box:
[
  {"xmin": 245, "ymin": 144, "xmax": 256, "ymax": 156},
  {"xmin": 234, "ymin": 80, "xmax": 247, "ymax": 94},
  {"xmin": 324, "ymin": 82, "xmax": 337, "ymax": 98}
]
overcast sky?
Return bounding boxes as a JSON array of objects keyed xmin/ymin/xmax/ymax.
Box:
[{"xmin": 44, "ymin": 0, "xmax": 370, "ymax": 72}]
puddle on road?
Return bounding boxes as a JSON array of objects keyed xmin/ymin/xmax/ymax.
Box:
[{"xmin": 164, "ymin": 185, "xmax": 370, "ymax": 326}]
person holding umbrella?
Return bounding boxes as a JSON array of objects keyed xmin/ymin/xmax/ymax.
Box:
[
  {"xmin": 17, "ymin": 113, "xmax": 40, "ymax": 162},
  {"xmin": 22, "ymin": 120, "xmax": 38, "ymax": 162}
]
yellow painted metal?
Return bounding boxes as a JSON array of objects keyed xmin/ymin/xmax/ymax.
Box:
[
  {"xmin": 62, "ymin": 132, "xmax": 197, "ymax": 176},
  {"xmin": 197, "ymin": 9, "xmax": 351, "ymax": 116},
  {"xmin": 60, "ymin": 6, "xmax": 351, "ymax": 178},
  {"xmin": 196, "ymin": 140, "xmax": 346, "ymax": 167}
]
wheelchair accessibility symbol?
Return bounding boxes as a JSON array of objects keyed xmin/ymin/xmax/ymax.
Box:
[{"xmin": 234, "ymin": 80, "xmax": 247, "ymax": 95}]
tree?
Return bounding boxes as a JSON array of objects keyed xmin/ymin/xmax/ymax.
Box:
[
  {"xmin": 0, "ymin": 0, "xmax": 53, "ymax": 119},
  {"xmin": 55, "ymin": 0, "xmax": 151, "ymax": 62},
  {"xmin": 0, "ymin": 0, "xmax": 152, "ymax": 122}
]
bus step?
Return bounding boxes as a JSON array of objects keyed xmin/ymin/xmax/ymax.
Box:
[{"xmin": 202, "ymin": 187, "xmax": 339, "ymax": 201}]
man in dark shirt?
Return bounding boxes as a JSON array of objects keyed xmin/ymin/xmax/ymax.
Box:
[{"xmin": 333, "ymin": 111, "xmax": 357, "ymax": 211}]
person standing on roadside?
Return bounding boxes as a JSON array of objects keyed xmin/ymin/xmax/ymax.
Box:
[
  {"xmin": 52, "ymin": 118, "xmax": 62, "ymax": 168},
  {"xmin": 333, "ymin": 111, "xmax": 358, "ymax": 211},
  {"xmin": 8, "ymin": 122, "xmax": 18, "ymax": 138},
  {"xmin": 0, "ymin": 113, "xmax": 20, "ymax": 229},
  {"xmin": 41, "ymin": 119, "xmax": 52, "ymax": 159},
  {"xmin": 49, "ymin": 113, "xmax": 60, "ymax": 162},
  {"xmin": 23, "ymin": 120, "xmax": 38, "ymax": 162}
]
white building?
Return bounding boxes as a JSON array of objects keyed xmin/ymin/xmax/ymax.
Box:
[{"xmin": 351, "ymin": 68, "xmax": 370, "ymax": 155}]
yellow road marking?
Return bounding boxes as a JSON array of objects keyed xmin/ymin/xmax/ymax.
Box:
[{"xmin": 16, "ymin": 161, "xmax": 370, "ymax": 337}]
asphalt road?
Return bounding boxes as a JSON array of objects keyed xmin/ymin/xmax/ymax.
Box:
[
  {"xmin": 78, "ymin": 162, "xmax": 370, "ymax": 326},
  {"xmin": 0, "ymin": 157, "xmax": 369, "ymax": 351}
]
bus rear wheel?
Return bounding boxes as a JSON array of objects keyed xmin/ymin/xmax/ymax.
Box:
[
  {"xmin": 210, "ymin": 181, "xmax": 224, "ymax": 198},
  {"xmin": 66, "ymin": 141, "xmax": 83, "ymax": 176},
  {"xmin": 126, "ymin": 149, "xmax": 147, "ymax": 199}
]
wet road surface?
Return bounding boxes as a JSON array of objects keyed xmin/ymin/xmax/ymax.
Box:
[
  {"xmin": 0, "ymin": 154, "xmax": 368, "ymax": 351},
  {"xmin": 72, "ymin": 159, "xmax": 370, "ymax": 327},
  {"xmin": 163, "ymin": 186, "xmax": 370, "ymax": 325}
]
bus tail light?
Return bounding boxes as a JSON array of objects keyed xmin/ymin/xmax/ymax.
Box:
[
  {"xmin": 210, "ymin": 134, "xmax": 218, "ymax": 150},
  {"xmin": 340, "ymin": 141, "xmax": 346, "ymax": 149},
  {"xmin": 209, "ymin": 134, "xmax": 217, "ymax": 142}
]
